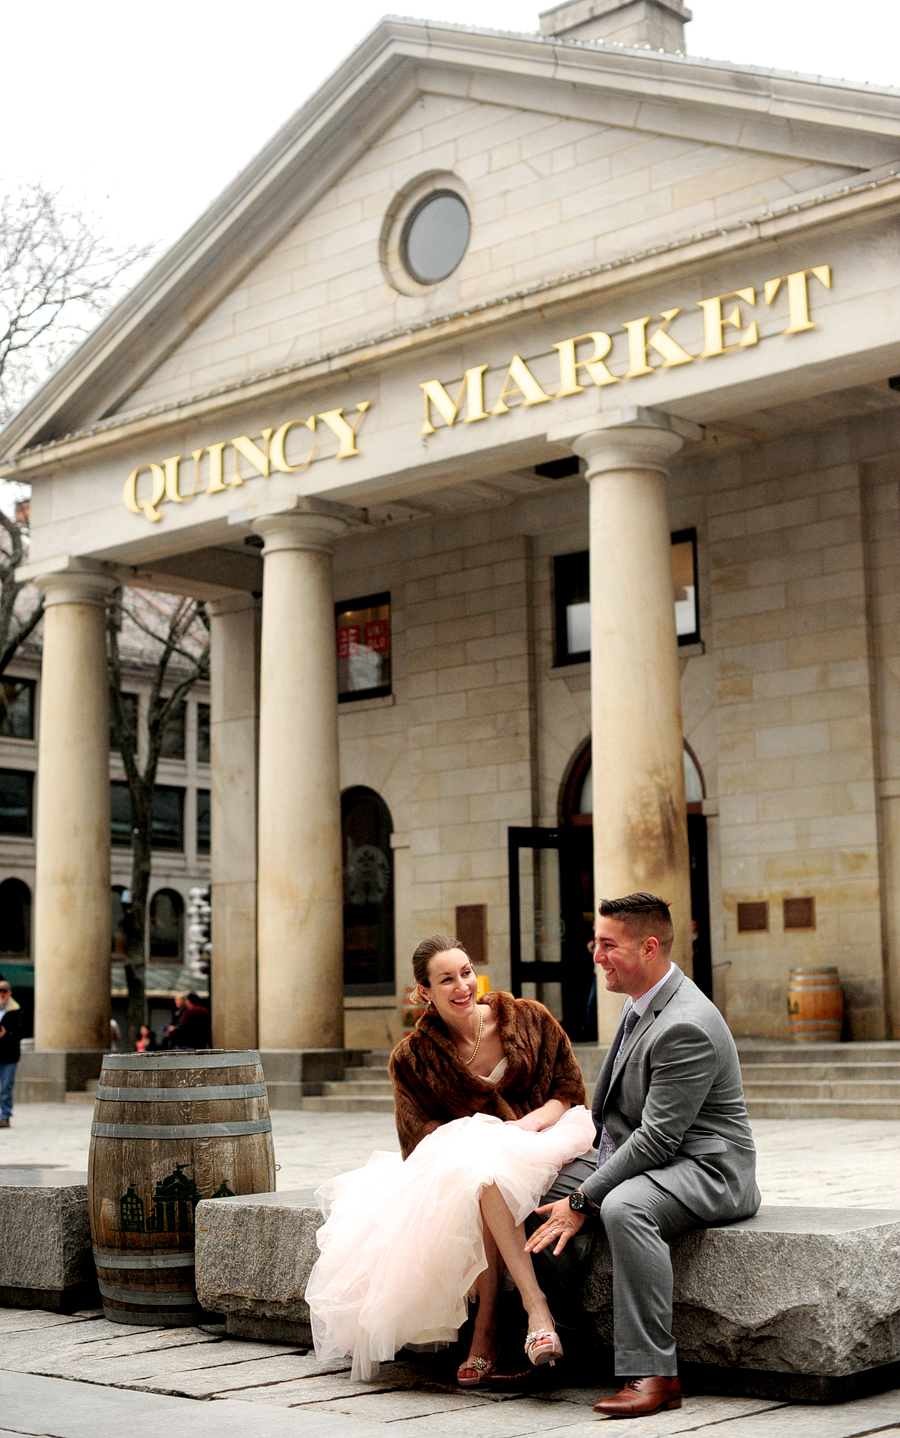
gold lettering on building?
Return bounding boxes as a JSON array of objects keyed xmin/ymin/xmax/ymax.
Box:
[
  {"xmin": 420, "ymin": 366, "xmax": 489, "ymax": 434},
  {"xmin": 764, "ymin": 265, "xmax": 831, "ymax": 334},
  {"xmin": 698, "ymin": 289, "xmax": 759, "ymax": 357},
  {"xmin": 124, "ymin": 403, "xmax": 372, "ymax": 523},
  {"xmin": 552, "ymin": 333, "xmax": 619, "ymax": 395},
  {"xmin": 123, "ymin": 463, "xmax": 166, "ymax": 522},
  {"xmin": 123, "ymin": 261, "xmax": 832, "ymax": 522},
  {"xmin": 490, "ymin": 356, "xmax": 552, "ymax": 415},
  {"xmin": 417, "ymin": 261, "xmax": 831, "ymax": 435}
]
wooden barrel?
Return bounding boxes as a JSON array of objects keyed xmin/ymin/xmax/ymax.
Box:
[
  {"xmin": 88, "ymin": 1049, "xmax": 275, "ymax": 1326},
  {"xmin": 787, "ymin": 968, "xmax": 844, "ymax": 1042}
]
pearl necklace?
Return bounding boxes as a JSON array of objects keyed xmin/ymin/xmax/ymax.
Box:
[{"xmin": 464, "ymin": 1004, "xmax": 484, "ymax": 1067}]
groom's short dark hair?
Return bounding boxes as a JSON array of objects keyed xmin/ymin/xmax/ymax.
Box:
[{"xmin": 599, "ymin": 893, "xmax": 674, "ymax": 953}]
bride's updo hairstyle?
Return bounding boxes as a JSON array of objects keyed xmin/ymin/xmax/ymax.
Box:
[{"xmin": 412, "ymin": 934, "xmax": 469, "ymax": 996}]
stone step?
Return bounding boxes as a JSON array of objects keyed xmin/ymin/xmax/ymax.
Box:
[
  {"xmin": 297, "ymin": 1094, "xmax": 396, "ymax": 1113},
  {"xmin": 737, "ymin": 1042, "xmax": 900, "ymax": 1064},
  {"xmin": 746, "ymin": 1097, "xmax": 900, "ymax": 1120},
  {"xmin": 351, "ymin": 1050, "xmax": 392, "ymax": 1069},
  {"xmin": 321, "ymin": 1079, "xmax": 393, "ymax": 1096},
  {"xmin": 742, "ymin": 1062, "xmax": 900, "ymax": 1083},
  {"xmin": 744, "ymin": 1080, "xmax": 900, "ymax": 1102}
]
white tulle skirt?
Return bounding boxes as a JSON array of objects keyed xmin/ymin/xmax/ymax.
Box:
[{"xmin": 306, "ymin": 1105, "xmax": 596, "ymax": 1380}]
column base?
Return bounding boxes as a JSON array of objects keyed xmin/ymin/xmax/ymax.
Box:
[{"xmin": 16, "ymin": 1050, "xmax": 106, "ymax": 1103}]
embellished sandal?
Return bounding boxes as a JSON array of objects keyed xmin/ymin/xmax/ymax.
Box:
[
  {"xmin": 457, "ymin": 1354, "xmax": 496, "ymax": 1387},
  {"xmin": 525, "ymin": 1328, "xmax": 564, "ymax": 1367}
]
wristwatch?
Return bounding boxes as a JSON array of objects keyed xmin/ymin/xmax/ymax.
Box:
[{"xmin": 568, "ymin": 1188, "xmax": 596, "ymax": 1215}]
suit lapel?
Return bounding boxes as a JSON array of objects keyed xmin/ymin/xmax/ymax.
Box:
[{"xmin": 602, "ymin": 966, "xmax": 685, "ymax": 1106}]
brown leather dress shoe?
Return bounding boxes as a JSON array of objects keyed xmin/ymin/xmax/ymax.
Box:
[{"xmin": 593, "ymin": 1375, "xmax": 682, "ymax": 1417}]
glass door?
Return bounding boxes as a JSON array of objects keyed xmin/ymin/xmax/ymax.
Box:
[{"xmin": 508, "ymin": 827, "xmax": 596, "ymax": 1039}]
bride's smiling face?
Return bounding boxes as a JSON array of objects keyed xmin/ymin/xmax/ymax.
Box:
[{"xmin": 422, "ymin": 948, "xmax": 478, "ymax": 1025}]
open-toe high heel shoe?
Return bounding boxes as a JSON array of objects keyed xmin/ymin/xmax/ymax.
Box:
[
  {"xmin": 457, "ymin": 1355, "xmax": 496, "ymax": 1387},
  {"xmin": 524, "ymin": 1329, "xmax": 563, "ymax": 1367}
]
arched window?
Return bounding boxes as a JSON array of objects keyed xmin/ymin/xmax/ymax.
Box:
[
  {"xmin": 341, "ymin": 787, "xmax": 395, "ymax": 994},
  {"xmin": 149, "ymin": 889, "xmax": 184, "ymax": 961},
  {"xmin": 560, "ymin": 740, "xmax": 706, "ymax": 821},
  {"xmin": 0, "ymin": 879, "xmax": 30, "ymax": 956}
]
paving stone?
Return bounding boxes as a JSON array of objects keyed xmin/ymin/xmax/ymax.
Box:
[
  {"xmin": 0, "ymin": 1370, "xmax": 377, "ymax": 1438},
  {"xmin": 122, "ymin": 1350, "xmax": 357, "ymax": 1397},
  {"xmin": 214, "ymin": 1358, "xmax": 429, "ymax": 1406},
  {"xmin": 302, "ymin": 1387, "xmax": 497, "ymax": 1421}
]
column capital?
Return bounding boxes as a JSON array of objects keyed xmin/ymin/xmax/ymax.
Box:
[
  {"xmin": 251, "ymin": 498, "xmax": 364, "ymax": 556},
  {"xmin": 547, "ymin": 407, "xmax": 702, "ymax": 478},
  {"xmin": 17, "ymin": 555, "xmax": 116, "ymax": 609},
  {"xmin": 205, "ymin": 594, "xmax": 260, "ymax": 620}
]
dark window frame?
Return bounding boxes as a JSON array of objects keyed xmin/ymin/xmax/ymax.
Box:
[
  {"xmin": 671, "ymin": 527, "xmax": 701, "ymax": 647},
  {"xmin": 196, "ymin": 788, "xmax": 210, "ymax": 856},
  {"xmin": 0, "ymin": 769, "xmax": 33, "ymax": 837},
  {"xmin": 197, "ymin": 703, "xmax": 210, "ymax": 764},
  {"xmin": 0, "ymin": 678, "xmax": 36, "ymax": 741},
  {"xmin": 336, "ymin": 591, "xmax": 392, "ymax": 704},
  {"xmin": 110, "ymin": 781, "xmax": 185, "ymax": 852},
  {"xmin": 159, "ymin": 700, "xmax": 187, "ymax": 761},
  {"xmin": 110, "ymin": 692, "xmax": 140, "ymax": 754},
  {"xmin": 553, "ymin": 529, "xmax": 700, "ymax": 667}
]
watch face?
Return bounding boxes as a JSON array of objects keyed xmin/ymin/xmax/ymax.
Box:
[{"xmin": 569, "ymin": 1190, "xmax": 587, "ymax": 1212}]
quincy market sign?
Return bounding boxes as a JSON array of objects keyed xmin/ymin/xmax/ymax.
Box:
[{"xmin": 123, "ymin": 265, "xmax": 830, "ymax": 522}]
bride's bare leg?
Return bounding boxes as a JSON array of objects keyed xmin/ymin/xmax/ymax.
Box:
[
  {"xmin": 459, "ymin": 1220, "xmax": 502, "ymax": 1379},
  {"xmin": 480, "ymin": 1182, "xmax": 555, "ymax": 1337}
]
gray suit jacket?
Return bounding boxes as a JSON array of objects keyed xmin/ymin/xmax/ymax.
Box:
[{"xmin": 581, "ymin": 966, "xmax": 761, "ymax": 1224}]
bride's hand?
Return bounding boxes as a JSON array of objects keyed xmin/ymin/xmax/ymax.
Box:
[{"xmin": 506, "ymin": 1112, "xmax": 545, "ymax": 1131}]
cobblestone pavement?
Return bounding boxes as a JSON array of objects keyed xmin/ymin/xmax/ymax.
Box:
[
  {"xmin": 2, "ymin": 1103, "xmax": 900, "ymax": 1205},
  {"xmin": 2, "ymin": 1107, "xmax": 900, "ymax": 1435}
]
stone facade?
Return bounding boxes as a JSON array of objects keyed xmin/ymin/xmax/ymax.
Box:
[{"xmin": 4, "ymin": 12, "xmax": 900, "ymax": 1053}]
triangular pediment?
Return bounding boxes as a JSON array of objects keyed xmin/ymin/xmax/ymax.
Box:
[{"xmin": 4, "ymin": 17, "xmax": 900, "ymax": 458}]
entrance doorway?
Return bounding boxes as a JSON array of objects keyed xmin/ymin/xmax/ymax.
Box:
[
  {"xmin": 341, "ymin": 786, "xmax": 395, "ymax": 996},
  {"xmin": 508, "ymin": 740, "xmax": 712, "ymax": 1041}
]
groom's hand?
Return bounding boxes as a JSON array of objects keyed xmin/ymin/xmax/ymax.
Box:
[{"xmin": 525, "ymin": 1198, "xmax": 585, "ymax": 1257}]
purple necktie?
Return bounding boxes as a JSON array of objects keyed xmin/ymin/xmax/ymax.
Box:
[{"xmin": 596, "ymin": 1006, "xmax": 640, "ymax": 1168}]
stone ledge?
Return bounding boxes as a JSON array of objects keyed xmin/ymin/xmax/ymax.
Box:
[
  {"xmin": 0, "ymin": 1169, "xmax": 97, "ymax": 1312},
  {"xmin": 194, "ymin": 1195, "xmax": 900, "ymax": 1399}
]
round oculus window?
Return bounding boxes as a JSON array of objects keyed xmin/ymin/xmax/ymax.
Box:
[{"xmin": 401, "ymin": 191, "xmax": 470, "ymax": 285}]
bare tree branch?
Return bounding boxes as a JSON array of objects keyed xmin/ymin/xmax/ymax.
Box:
[{"xmin": 0, "ymin": 183, "xmax": 154, "ymax": 424}]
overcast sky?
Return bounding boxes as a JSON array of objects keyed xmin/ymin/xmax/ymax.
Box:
[{"xmin": 5, "ymin": 0, "xmax": 898, "ymax": 260}]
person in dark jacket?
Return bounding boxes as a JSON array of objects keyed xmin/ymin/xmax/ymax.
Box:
[
  {"xmin": 0, "ymin": 981, "xmax": 22, "ymax": 1127},
  {"xmin": 162, "ymin": 992, "xmax": 211, "ymax": 1049}
]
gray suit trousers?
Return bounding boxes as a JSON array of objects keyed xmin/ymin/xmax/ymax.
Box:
[{"xmin": 533, "ymin": 1153, "xmax": 699, "ymax": 1376}]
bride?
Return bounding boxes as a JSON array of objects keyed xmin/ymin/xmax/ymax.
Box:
[{"xmin": 305, "ymin": 934, "xmax": 595, "ymax": 1384}]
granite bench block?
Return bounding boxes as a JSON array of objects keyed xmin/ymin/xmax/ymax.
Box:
[
  {"xmin": 194, "ymin": 1195, "xmax": 900, "ymax": 1400},
  {"xmin": 195, "ymin": 1190, "xmax": 321, "ymax": 1344},
  {"xmin": 0, "ymin": 1169, "xmax": 97, "ymax": 1312}
]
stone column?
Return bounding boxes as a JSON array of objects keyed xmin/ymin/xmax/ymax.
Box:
[
  {"xmin": 548, "ymin": 408, "xmax": 698, "ymax": 1042},
  {"xmin": 254, "ymin": 501, "xmax": 357, "ymax": 1051},
  {"xmin": 33, "ymin": 562, "xmax": 116, "ymax": 1051},
  {"xmin": 207, "ymin": 595, "xmax": 260, "ymax": 1048}
]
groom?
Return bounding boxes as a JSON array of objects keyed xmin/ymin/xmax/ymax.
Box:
[{"xmin": 519, "ymin": 893, "xmax": 760, "ymax": 1418}]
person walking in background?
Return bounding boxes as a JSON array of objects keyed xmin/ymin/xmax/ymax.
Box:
[{"xmin": 0, "ymin": 980, "xmax": 22, "ymax": 1128}]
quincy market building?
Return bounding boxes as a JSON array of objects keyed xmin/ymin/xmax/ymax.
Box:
[{"xmin": 3, "ymin": 0, "xmax": 900, "ymax": 1066}]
